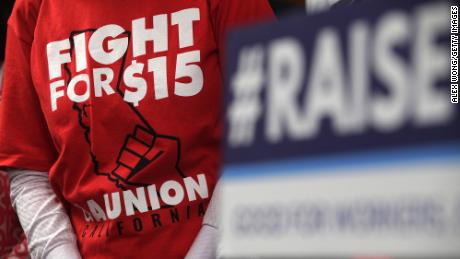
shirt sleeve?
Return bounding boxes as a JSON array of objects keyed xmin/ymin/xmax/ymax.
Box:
[
  {"xmin": 8, "ymin": 169, "xmax": 81, "ymax": 259},
  {"xmin": 0, "ymin": 0, "xmax": 58, "ymax": 172},
  {"xmin": 184, "ymin": 182, "xmax": 221, "ymax": 258},
  {"xmin": 184, "ymin": 224, "xmax": 218, "ymax": 259},
  {"xmin": 209, "ymin": 0, "xmax": 276, "ymax": 52}
]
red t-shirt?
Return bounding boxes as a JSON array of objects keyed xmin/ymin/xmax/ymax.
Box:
[{"xmin": 0, "ymin": 0, "xmax": 274, "ymax": 258}]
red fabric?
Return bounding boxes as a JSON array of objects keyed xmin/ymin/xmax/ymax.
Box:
[
  {"xmin": 0, "ymin": 171, "xmax": 29, "ymax": 259},
  {"xmin": 0, "ymin": 55, "xmax": 29, "ymax": 259},
  {"xmin": 0, "ymin": 0, "xmax": 274, "ymax": 258}
]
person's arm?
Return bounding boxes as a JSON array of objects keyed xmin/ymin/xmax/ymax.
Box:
[
  {"xmin": 185, "ymin": 1, "xmax": 275, "ymax": 258},
  {"xmin": 8, "ymin": 169, "xmax": 81, "ymax": 259},
  {"xmin": 185, "ymin": 184, "xmax": 219, "ymax": 259},
  {"xmin": 0, "ymin": 1, "xmax": 81, "ymax": 258}
]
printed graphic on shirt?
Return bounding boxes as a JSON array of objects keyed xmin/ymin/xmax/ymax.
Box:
[
  {"xmin": 44, "ymin": 8, "xmax": 212, "ymax": 235},
  {"xmin": 46, "ymin": 8, "xmax": 203, "ymax": 111},
  {"xmin": 66, "ymin": 29, "xmax": 187, "ymax": 191},
  {"xmin": 77, "ymin": 174, "xmax": 208, "ymax": 239},
  {"xmin": 45, "ymin": 8, "xmax": 204, "ymax": 190}
]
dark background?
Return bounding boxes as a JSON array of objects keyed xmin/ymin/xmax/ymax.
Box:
[
  {"xmin": 269, "ymin": 0, "xmax": 305, "ymax": 16},
  {"xmin": 0, "ymin": 0, "xmax": 15, "ymax": 62},
  {"xmin": 0, "ymin": 0, "xmax": 307, "ymax": 63}
]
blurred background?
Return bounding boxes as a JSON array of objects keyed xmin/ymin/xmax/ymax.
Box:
[
  {"xmin": 221, "ymin": 0, "xmax": 459, "ymax": 258},
  {"xmin": 0, "ymin": 0, "xmax": 14, "ymax": 63}
]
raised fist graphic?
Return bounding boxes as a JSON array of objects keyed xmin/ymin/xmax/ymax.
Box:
[{"xmin": 108, "ymin": 125, "xmax": 186, "ymax": 189}]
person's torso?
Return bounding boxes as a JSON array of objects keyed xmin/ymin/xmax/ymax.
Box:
[{"xmin": 30, "ymin": 1, "xmax": 222, "ymax": 257}]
